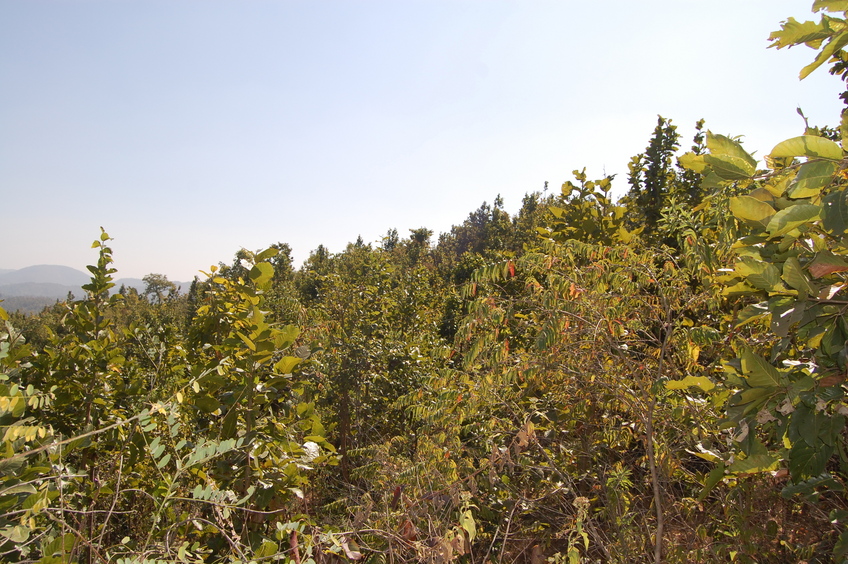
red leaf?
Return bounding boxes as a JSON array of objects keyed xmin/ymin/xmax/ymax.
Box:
[{"xmin": 818, "ymin": 373, "xmax": 846, "ymax": 387}]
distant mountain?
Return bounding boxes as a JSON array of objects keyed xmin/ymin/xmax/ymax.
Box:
[
  {"xmin": 0, "ymin": 265, "xmax": 90, "ymax": 287},
  {"xmin": 0, "ymin": 265, "xmax": 188, "ymax": 314}
]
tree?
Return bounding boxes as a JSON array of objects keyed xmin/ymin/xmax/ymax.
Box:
[
  {"xmin": 142, "ymin": 273, "xmax": 177, "ymax": 305},
  {"xmin": 623, "ymin": 116, "xmax": 680, "ymax": 244}
]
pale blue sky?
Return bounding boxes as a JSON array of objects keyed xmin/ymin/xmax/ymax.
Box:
[{"xmin": 1, "ymin": 1, "xmax": 843, "ymax": 280}]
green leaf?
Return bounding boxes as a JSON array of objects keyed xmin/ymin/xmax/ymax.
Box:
[
  {"xmin": 275, "ymin": 325, "xmax": 300, "ymax": 350},
  {"xmin": 194, "ymin": 394, "xmax": 221, "ymax": 414},
  {"xmin": 800, "ymin": 30, "xmax": 848, "ymax": 79},
  {"xmin": 728, "ymin": 452, "xmax": 779, "ymax": 475},
  {"xmin": 813, "ymin": 1, "xmax": 848, "ymax": 12},
  {"xmin": 789, "ymin": 441, "xmax": 834, "ymax": 480},
  {"xmin": 729, "ymin": 436, "xmax": 779, "ymax": 474},
  {"xmin": 698, "ymin": 463, "xmax": 726, "ymax": 501},
  {"xmin": 249, "ymin": 263, "xmax": 274, "ymax": 287},
  {"xmin": 256, "ymin": 541, "xmax": 279, "ymax": 559},
  {"xmin": 460, "ymin": 509, "xmax": 477, "ymax": 541},
  {"xmin": 766, "ymin": 204, "xmax": 821, "ymax": 237},
  {"xmin": 770, "ymin": 135, "xmax": 844, "ymax": 161},
  {"xmin": 704, "ymin": 154, "xmax": 754, "ymax": 181},
  {"xmin": 678, "ymin": 152, "xmax": 706, "ymax": 173},
  {"xmin": 274, "ymin": 356, "xmax": 301, "ymax": 374},
  {"xmin": 722, "ymin": 281, "xmax": 759, "ymax": 296},
  {"xmin": 823, "ymin": 187, "xmax": 848, "ymax": 235},
  {"xmin": 769, "ymin": 17, "xmax": 829, "ymax": 48},
  {"xmin": 255, "ymin": 247, "xmax": 279, "ymax": 262},
  {"xmin": 788, "ymin": 160, "xmax": 838, "ymax": 198},
  {"xmin": 740, "ymin": 348, "xmax": 782, "ymax": 388},
  {"xmin": 735, "ymin": 258, "xmax": 783, "ymax": 292},
  {"xmin": 736, "ymin": 303, "xmax": 770, "ymax": 327},
  {"xmin": 842, "ymin": 107, "xmax": 848, "ymax": 149},
  {"xmin": 770, "ymin": 297, "xmax": 805, "ymax": 338},
  {"xmin": 789, "ymin": 402, "xmax": 820, "ymax": 447},
  {"xmin": 782, "ymin": 473, "xmax": 844, "ymax": 500},
  {"xmin": 730, "ymin": 196, "xmax": 776, "ymax": 225},
  {"xmin": 782, "ymin": 257, "xmax": 815, "ymax": 295},
  {"xmin": 706, "ymin": 132, "xmax": 758, "ymax": 174},
  {"xmin": 0, "ymin": 525, "xmax": 30, "ymax": 543},
  {"xmin": 0, "ymin": 483, "xmax": 37, "ymax": 496},
  {"xmin": 236, "ymin": 331, "xmax": 256, "ymax": 351}
]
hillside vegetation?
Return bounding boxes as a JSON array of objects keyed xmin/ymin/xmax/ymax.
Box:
[{"xmin": 5, "ymin": 4, "xmax": 848, "ymax": 563}]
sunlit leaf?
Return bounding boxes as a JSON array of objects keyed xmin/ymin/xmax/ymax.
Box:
[
  {"xmin": 766, "ymin": 204, "xmax": 820, "ymax": 237},
  {"xmin": 249, "ymin": 262, "xmax": 274, "ymax": 287},
  {"xmin": 730, "ymin": 196, "xmax": 776, "ymax": 225},
  {"xmin": 788, "ymin": 160, "xmax": 838, "ymax": 198},
  {"xmin": 770, "ymin": 135, "xmax": 843, "ymax": 160},
  {"xmin": 665, "ymin": 376, "xmax": 715, "ymax": 392},
  {"xmin": 769, "ymin": 17, "xmax": 829, "ymax": 48},
  {"xmin": 813, "ymin": 0, "xmax": 848, "ymax": 12}
]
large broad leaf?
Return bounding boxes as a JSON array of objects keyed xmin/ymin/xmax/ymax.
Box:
[
  {"xmin": 782, "ymin": 257, "xmax": 815, "ymax": 295},
  {"xmin": 813, "ymin": 1, "xmax": 848, "ymax": 12},
  {"xmin": 770, "ymin": 135, "xmax": 843, "ymax": 161},
  {"xmin": 740, "ymin": 348, "xmax": 782, "ymax": 388},
  {"xmin": 722, "ymin": 281, "xmax": 759, "ymax": 296},
  {"xmin": 768, "ymin": 295, "xmax": 805, "ymax": 337},
  {"xmin": 193, "ymin": 394, "xmax": 221, "ymax": 414},
  {"xmin": 705, "ymin": 154, "xmax": 754, "ymax": 181},
  {"xmin": 728, "ymin": 452, "xmax": 780, "ymax": 475},
  {"xmin": 766, "ymin": 204, "xmax": 821, "ymax": 237},
  {"xmin": 769, "ymin": 17, "xmax": 829, "ymax": 48},
  {"xmin": 255, "ymin": 247, "xmax": 279, "ymax": 262},
  {"xmin": 735, "ymin": 258, "xmax": 783, "ymax": 293},
  {"xmin": 842, "ymin": 107, "xmax": 848, "ymax": 149},
  {"xmin": 728, "ymin": 437, "xmax": 778, "ymax": 474},
  {"xmin": 274, "ymin": 356, "xmax": 301, "ymax": 374},
  {"xmin": 788, "ymin": 160, "xmax": 838, "ymax": 198},
  {"xmin": 0, "ymin": 525, "xmax": 30, "ymax": 544},
  {"xmin": 249, "ymin": 262, "xmax": 274, "ymax": 287},
  {"xmin": 809, "ymin": 250, "xmax": 848, "ymax": 278},
  {"xmin": 788, "ymin": 402, "xmax": 828, "ymax": 448},
  {"xmin": 789, "ymin": 441, "xmax": 834, "ymax": 480},
  {"xmin": 800, "ymin": 30, "xmax": 848, "ymax": 79},
  {"xmin": 274, "ymin": 324, "xmax": 300, "ymax": 349},
  {"xmin": 823, "ymin": 187, "xmax": 848, "ymax": 235},
  {"xmin": 678, "ymin": 152, "xmax": 707, "ymax": 173},
  {"xmin": 706, "ymin": 133, "xmax": 757, "ymax": 176},
  {"xmin": 730, "ymin": 196, "xmax": 776, "ymax": 225}
]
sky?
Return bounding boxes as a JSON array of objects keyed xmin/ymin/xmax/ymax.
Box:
[{"xmin": 1, "ymin": 0, "xmax": 845, "ymax": 281}]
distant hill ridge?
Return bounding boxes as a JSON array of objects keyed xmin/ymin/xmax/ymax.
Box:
[
  {"xmin": 0, "ymin": 265, "xmax": 187, "ymax": 313},
  {"xmin": 0, "ymin": 265, "xmax": 91, "ymax": 287}
]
